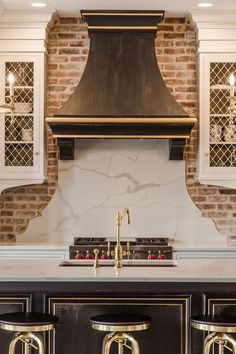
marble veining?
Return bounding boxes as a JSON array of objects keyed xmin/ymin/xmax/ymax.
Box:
[{"xmin": 19, "ymin": 139, "xmax": 226, "ymax": 244}]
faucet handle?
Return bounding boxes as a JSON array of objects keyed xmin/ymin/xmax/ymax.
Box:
[
  {"xmin": 107, "ymin": 241, "xmax": 111, "ymax": 257},
  {"xmin": 126, "ymin": 241, "xmax": 131, "ymax": 257},
  {"xmin": 93, "ymin": 248, "xmax": 100, "ymax": 268}
]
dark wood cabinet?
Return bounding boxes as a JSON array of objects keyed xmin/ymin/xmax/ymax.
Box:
[{"xmin": 0, "ymin": 283, "xmax": 236, "ymax": 354}]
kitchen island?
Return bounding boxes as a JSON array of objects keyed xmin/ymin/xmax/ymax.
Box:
[{"xmin": 0, "ymin": 258, "xmax": 236, "ymax": 354}]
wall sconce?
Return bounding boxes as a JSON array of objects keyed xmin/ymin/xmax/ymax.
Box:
[
  {"xmin": 223, "ymin": 73, "xmax": 236, "ymax": 143},
  {"xmin": 0, "ymin": 72, "xmax": 15, "ymax": 124},
  {"xmin": 229, "ymin": 73, "xmax": 236, "ymax": 122}
]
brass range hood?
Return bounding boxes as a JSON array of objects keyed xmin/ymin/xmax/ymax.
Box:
[{"xmin": 46, "ymin": 10, "xmax": 197, "ymax": 160}]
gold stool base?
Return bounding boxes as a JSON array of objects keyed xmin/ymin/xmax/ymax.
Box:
[
  {"xmin": 9, "ymin": 331, "xmax": 44, "ymax": 354},
  {"xmin": 102, "ymin": 331, "xmax": 140, "ymax": 354},
  {"xmin": 203, "ymin": 332, "xmax": 236, "ymax": 354}
]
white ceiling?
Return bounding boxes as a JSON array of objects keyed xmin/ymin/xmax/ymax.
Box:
[{"xmin": 1, "ymin": 0, "xmax": 236, "ymax": 17}]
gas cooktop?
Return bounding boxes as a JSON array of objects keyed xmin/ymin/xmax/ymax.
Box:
[
  {"xmin": 70, "ymin": 237, "xmax": 172, "ymax": 260},
  {"xmin": 73, "ymin": 237, "xmax": 169, "ymax": 246}
]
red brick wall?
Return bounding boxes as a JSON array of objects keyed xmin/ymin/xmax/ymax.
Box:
[
  {"xmin": 0, "ymin": 128, "xmax": 58, "ymax": 241},
  {"xmin": 0, "ymin": 16, "xmax": 235, "ymax": 241}
]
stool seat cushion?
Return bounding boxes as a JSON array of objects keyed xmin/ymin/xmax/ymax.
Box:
[
  {"xmin": 90, "ymin": 313, "xmax": 151, "ymax": 326},
  {"xmin": 191, "ymin": 315, "xmax": 236, "ymax": 333},
  {"xmin": 0, "ymin": 312, "xmax": 58, "ymax": 327}
]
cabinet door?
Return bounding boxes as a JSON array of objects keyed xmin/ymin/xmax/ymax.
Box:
[
  {"xmin": 46, "ymin": 294, "xmax": 191, "ymax": 354},
  {"xmin": 199, "ymin": 54, "xmax": 236, "ymax": 188},
  {"xmin": 0, "ymin": 54, "xmax": 45, "ymax": 188}
]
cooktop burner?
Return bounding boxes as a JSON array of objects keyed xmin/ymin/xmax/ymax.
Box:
[
  {"xmin": 74, "ymin": 238, "xmax": 106, "ymax": 245},
  {"xmin": 74, "ymin": 237, "xmax": 168, "ymax": 246},
  {"xmin": 135, "ymin": 238, "xmax": 168, "ymax": 246}
]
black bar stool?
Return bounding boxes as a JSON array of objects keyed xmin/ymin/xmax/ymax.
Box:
[
  {"xmin": 90, "ymin": 313, "xmax": 151, "ymax": 354},
  {"xmin": 191, "ymin": 315, "xmax": 236, "ymax": 354},
  {"xmin": 0, "ymin": 312, "xmax": 58, "ymax": 354}
]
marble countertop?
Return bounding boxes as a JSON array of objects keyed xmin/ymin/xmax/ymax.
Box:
[{"xmin": 0, "ymin": 258, "xmax": 236, "ymax": 282}]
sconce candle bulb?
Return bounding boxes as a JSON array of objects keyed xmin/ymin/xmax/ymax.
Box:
[
  {"xmin": 7, "ymin": 73, "xmax": 15, "ymax": 97},
  {"xmin": 229, "ymin": 73, "xmax": 236, "ymax": 124},
  {"xmin": 229, "ymin": 73, "xmax": 235, "ymax": 97}
]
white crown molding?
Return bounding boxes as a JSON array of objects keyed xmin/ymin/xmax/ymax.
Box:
[
  {"xmin": 189, "ymin": 9, "xmax": 236, "ymax": 27},
  {"xmin": 0, "ymin": 8, "xmax": 58, "ymax": 48},
  {"xmin": 189, "ymin": 9, "xmax": 236, "ymax": 52},
  {"xmin": 0, "ymin": 7, "xmax": 57, "ymax": 31}
]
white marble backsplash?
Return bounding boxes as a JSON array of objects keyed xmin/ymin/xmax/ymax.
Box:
[{"xmin": 19, "ymin": 139, "xmax": 226, "ymax": 244}]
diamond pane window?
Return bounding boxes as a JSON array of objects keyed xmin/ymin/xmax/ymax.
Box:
[
  {"xmin": 209, "ymin": 62, "xmax": 236, "ymax": 168},
  {"xmin": 210, "ymin": 90, "xmax": 230, "ymax": 115},
  {"xmin": 4, "ymin": 61, "xmax": 34, "ymax": 167},
  {"xmin": 5, "ymin": 143, "xmax": 33, "ymax": 167},
  {"xmin": 5, "ymin": 62, "xmax": 34, "ymax": 87},
  {"xmin": 210, "ymin": 62, "xmax": 236, "ymax": 86},
  {"xmin": 210, "ymin": 144, "xmax": 236, "ymax": 167}
]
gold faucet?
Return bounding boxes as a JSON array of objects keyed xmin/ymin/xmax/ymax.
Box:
[
  {"xmin": 107, "ymin": 208, "xmax": 131, "ymax": 269},
  {"xmin": 93, "ymin": 248, "xmax": 100, "ymax": 268}
]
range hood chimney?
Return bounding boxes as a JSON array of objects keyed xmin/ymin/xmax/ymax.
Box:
[{"xmin": 46, "ymin": 10, "xmax": 197, "ymax": 160}]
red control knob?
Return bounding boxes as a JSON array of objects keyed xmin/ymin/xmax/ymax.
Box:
[
  {"xmin": 158, "ymin": 250, "xmax": 166, "ymax": 260},
  {"xmin": 101, "ymin": 250, "xmax": 108, "ymax": 260},
  {"xmin": 148, "ymin": 250, "xmax": 156, "ymax": 260},
  {"xmin": 85, "ymin": 250, "xmax": 94, "ymax": 260},
  {"xmin": 75, "ymin": 250, "xmax": 83, "ymax": 260}
]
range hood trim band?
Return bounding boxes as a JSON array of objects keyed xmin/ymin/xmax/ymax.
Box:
[
  {"xmin": 53, "ymin": 134, "xmax": 190, "ymax": 139},
  {"xmin": 81, "ymin": 12, "xmax": 165, "ymax": 16},
  {"xmin": 87, "ymin": 26, "xmax": 158, "ymax": 30},
  {"xmin": 46, "ymin": 117, "xmax": 197, "ymax": 124}
]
